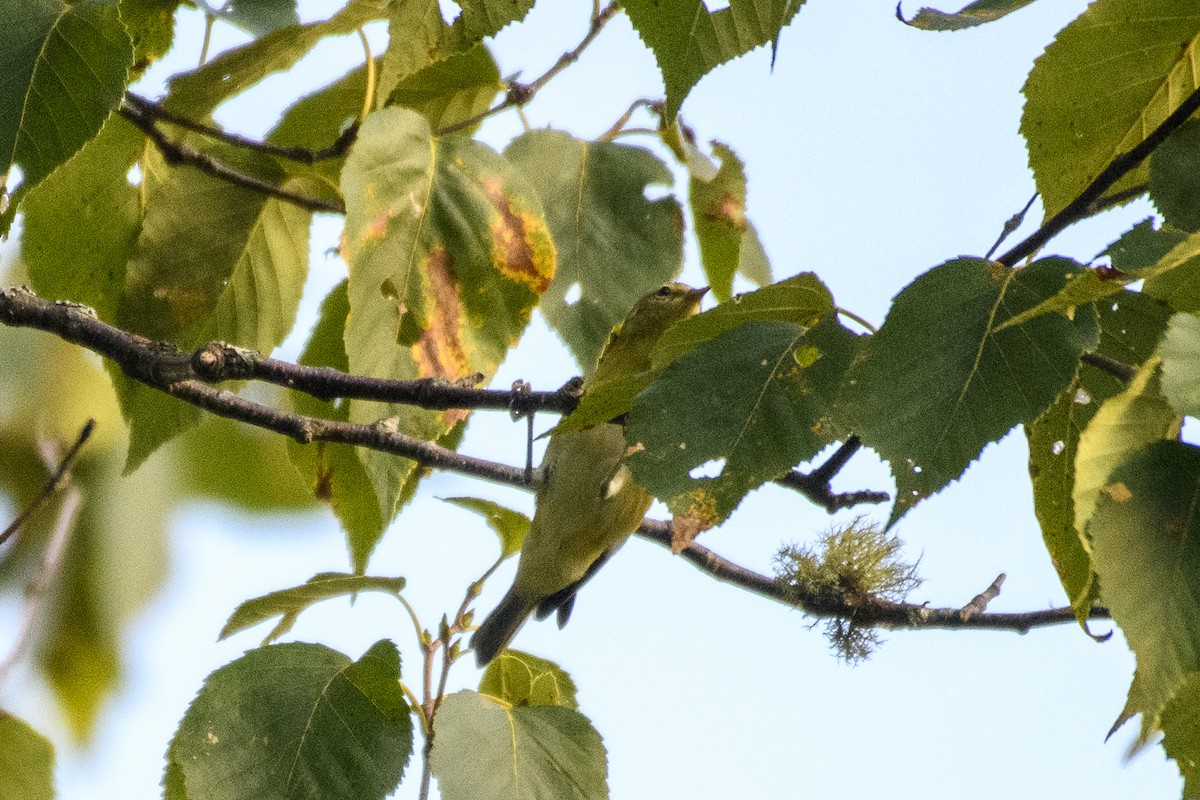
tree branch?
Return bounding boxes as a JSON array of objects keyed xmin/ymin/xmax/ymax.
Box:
[
  {"xmin": 774, "ymin": 436, "xmax": 891, "ymax": 512},
  {"xmin": 123, "ymin": 93, "xmax": 359, "ymax": 164},
  {"xmin": 997, "ymin": 85, "xmax": 1200, "ymax": 267},
  {"xmin": 638, "ymin": 520, "xmax": 1108, "ymax": 634},
  {"xmin": 0, "ymin": 286, "xmax": 1102, "ymax": 635},
  {"xmin": 117, "ymin": 103, "xmax": 345, "ymax": 214}
]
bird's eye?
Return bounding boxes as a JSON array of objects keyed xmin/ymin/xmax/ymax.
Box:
[{"xmin": 656, "ymin": 286, "xmax": 672, "ymax": 296}]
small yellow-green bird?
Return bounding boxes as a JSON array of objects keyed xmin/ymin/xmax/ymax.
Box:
[{"xmin": 472, "ymin": 283, "xmax": 708, "ymax": 666}]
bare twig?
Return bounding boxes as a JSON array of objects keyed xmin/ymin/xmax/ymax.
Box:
[
  {"xmin": 959, "ymin": 573, "xmax": 1005, "ymax": 621},
  {"xmin": 998, "ymin": 85, "xmax": 1200, "ymax": 267},
  {"xmin": 0, "ymin": 419, "xmax": 95, "ymax": 548},
  {"xmin": 117, "ymin": 104, "xmax": 345, "ymax": 214},
  {"xmin": 984, "ymin": 194, "xmax": 1037, "ymax": 260},
  {"xmin": 123, "ymin": 94, "xmax": 358, "ymax": 164},
  {"xmin": 775, "ymin": 436, "xmax": 891, "ymax": 513},
  {"xmin": 0, "ymin": 431, "xmax": 89, "ymax": 690},
  {"xmin": 434, "ymin": 2, "xmax": 621, "ymax": 137}
]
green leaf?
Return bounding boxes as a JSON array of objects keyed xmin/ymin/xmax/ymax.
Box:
[
  {"xmin": 115, "ymin": 143, "xmax": 311, "ymax": 469},
  {"xmin": 1150, "ymin": 119, "xmax": 1200, "ymax": 232},
  {"xmin": 430, "ymin": 690, "xmax": 607, "ymax": 800},
  {"xmin": 838, "ymin": 257, "xmax": 1099, "ymax": 525},
  {"xmin": 30, "ymin": 446, "xmax": 170, "ymax": 740},
  {"xmin": 441, "ymin": 496, "xmax": 530, "ymax": 558},
  {"xmin": 1074, "ymin": 357, "xmax": 1181, "ymax": 537},
  {"xmin": 0, "ymin": 713, "xmax": 54, "ymax": 800},
  {"xmin": 20, "ymin": 114, "xmax": 144, "ymax": 321},
  {"xmin": 286, "ymin": 281, "xmax": 389, "ymax": 570},
  {"xmin": 1161, "ymin": 672, "xmax": 1200, "ymax": 795},
  {"xmin": 1089, "ymin": 441, "xmax": 1200, "ymax": 747},
  {"xmin": 996, "ymin": 225, "xmax": 1200, "ymax": 331},
  {"xmin": 379, "ymin": 0, "xmax": 533, "ymax": 93},
  {"xmin": 387, "ymin": 44, "xmax": 503, "ymax": 133},
  {"xmin": 1026, "ymin": 291, "xmax": 1170, "ymax": 624},
  {"xmin": 221, "ymin": 0, "xmax": 300, "ymax": 36},
  {"xmin": 478, "ymin": 650, "xmax": 579, "ymax": 710},
  {"xmin": 1021, "ymin": 0, "xmax": 1200, "ymax": 219},
  {"xmin": 689, "ymin": 141, "xmax": 750, "ymax": 302},
  {"xmin": 119, "ymin": 0, "xmax": 181, "ymax": 72},
  {"xmin": 628, "ymin": 316, "xmax": 859, "ymax": 528},
  {"xmin": 220, "ymin": 573, "xmax": 407, "ymax": 643},
  {"xmin": 0, "ymin": 0, "xmax": 133, "ymax": 195},
  {"xmin": 557, "ymin": 273, "xmax": 834, "ymax": 435},
  {"xmin": 167, "ymin": 641, "xmax": 412, "ymax": 800},
  {"xmin": 897, "ymin": 0, "xmax": 1038, "ymax": 31},
  {"xmin": 166, "ymin": 0, "xmax": 386, "ymax": 118},
  {"xmin": 1103, "ymin": 217, "xmax": 1187, "ymax": 274},
  {"xmin": 340, "ymin": 108, "xmax": 553, "ymax": 525},
  {"xmin": 737, "ymin": 222, "xmax": 773, "ymax": 287},
  {"xmin": 505, "ymin": 130, "xmax": 683, "ymax": 371},
  {"xmin": 622, "ymin": 0, "xmax": 805, "ymax": 121},
  {"xmin": 1159, "ymin": 312, "xmax": 1200, "ymax": 416},
  {"xmin": 1143, "ymin": 227, "xmax": 1200, "ymax": 314},
  {"xmin": 174, "ymin": 413, "xmax": 314, "ymax": 511}
]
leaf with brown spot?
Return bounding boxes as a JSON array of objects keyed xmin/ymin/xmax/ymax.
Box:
[{"xmin": 340, "ymin": 108, "xmax": 554, "ymax": 525}]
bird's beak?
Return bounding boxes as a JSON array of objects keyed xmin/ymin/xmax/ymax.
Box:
[{"xmin": 689, "ymin": 286, "xmax": 710, "ymax": 303}]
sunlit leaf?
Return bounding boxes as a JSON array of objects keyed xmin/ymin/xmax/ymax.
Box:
[
  {"xmin": 1161, "ymin": 672, "xmax": 1200, "ymax": 796},
  {"xmin": 0, "ymin": 713, "xmax": 54, "ymax": 800},
  {"xmin": 341, "ymin": 108, "xmax": 553, "ymax": 526},
  {"xmin": 505, "ymin": 130, "xmax": 683, "ymax": 371},
  {"xmin": 441, "ymin": 496, "xmax": 530, "ymax": 559},
  {"xmin": 838, "ymin": 257, "xmax": 1099, "ymax": 525},
  {"xmin": 119, "ymin": 0, "xmax": 181, "ymax": 72},
  {"xmin": 1026, "ymin": 291, "xmax": 1170, "ymax": 624},
  {"xmin": 165, "ymin": 0, "xmax": 386, "ymax": 117},
  {"xmin": 221, "ymin": 0, "xmax": 300, "ymax": 36},
  {"xmin": 690, "ymin": 141, "xmax": 752, "ymax": 302},
  {"xmin": 20, "ymin": 114, "xmax": 144, "ymax": 321},
  {"xmin": 1074, "ymin": 357, "xmax": 1181, "ymax": 537},
  {"xmin": 430, "ymin": 690, "xmax": 606, "ymax": 800},
  {"xmin": 623, "ymin": 0, "xmax": 805, "ymax": 121},
  {"xmin": 898, "ymin": 0, "xmax": 1038, "ymax": 31},
  {"xmin": 479, "ymin": 650, "xmax": 579, "ymax": 710},
  {"xmin": 1159, "ymin": 312, "xmax": 1200, "ymax": 417},
  {"xmin": 0, "ymin": 0, "xmax": 132, "ymax": 195},
  {"xmin": 115, "ymin": 142, "xmax": 311, "ymax": 470},
  {"xmin": 1089, "ymin": 441, "xmax": 1200, "ymax": 747},
  {"xmin": 380, "ymin": 0, "xmax": 533, "ymax": 93},
  {"xmin": 287, "ymin": 281, "xmax": 388, "ymax": 570},
  {"xmin": 220, "ymin": 573, "xmax": 407, "ymax": 643},
  {"xmin": 387, "ymin": 44, "xmax": 503, "ymax": 133},
  {"xmin": 166, "ymin": 641, "xmax": 412, "ymax": 800},
  {"xmin": 1022, "ymin": 0, "xmax": 1200, "ymax": 218}
]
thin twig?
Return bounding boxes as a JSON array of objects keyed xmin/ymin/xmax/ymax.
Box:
[
  {"xmin": 0, "ymin": 447, "xmax": 86, "ymax": 690},
  {"xmin": 775, "ymin": 436, "xmax": 891, "ymax": 513},
  {"xmin": 0, "ymin": 419, "xmax": 95, "ymax": 548},
  {"xmin": 998, "ymin": 85, "xmax": 1200, "ymax": 267},
  {"xmin": 638, "ymin": 520, "xmax": 1107, "ymax": 633},
  {"xmin": 984, "ymin": 194, "xmax": 1037, "ymax": 260},
  {"xmin": 959, "ymin": 573, "xmax": 1005, "ymax": 621},
  {"xmin": 123, "ymin": 94, "xmax": 356, "ymax": 164},
  {"xmin": 434, "ymin": 2, "xmax": 620, "ymax": 137},
  {"xmin": 117, "ymin": 104, "xmax": 345, "ymax": 214}
]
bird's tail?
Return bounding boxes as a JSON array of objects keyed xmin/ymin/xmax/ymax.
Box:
[{"xmin": 471, "ymin": 589, "xmax": 537, "ymax": 667}]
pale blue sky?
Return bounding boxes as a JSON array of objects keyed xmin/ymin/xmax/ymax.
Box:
[{"xmin": 1, "ymin": 1, "xmax": 1186, "ymax": 797}]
